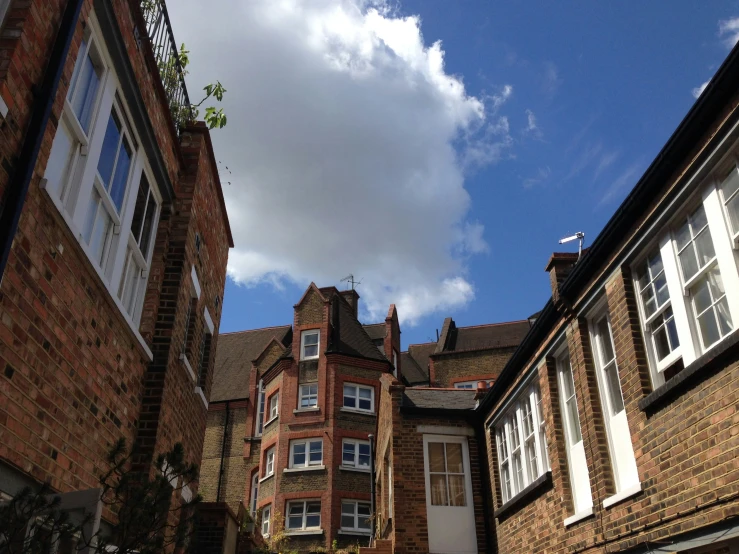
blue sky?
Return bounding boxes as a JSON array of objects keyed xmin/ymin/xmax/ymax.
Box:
[{"xmin": 172, "ymin": 1, "xmax": 739, "ymax": 349}]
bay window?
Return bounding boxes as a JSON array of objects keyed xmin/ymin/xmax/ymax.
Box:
[
  {"xmin": 43, "ymin": 16, "xmax": 161, "ymax": 331},
  {"xmin": 300, "ymin": 330, "xmax": 319, "ymax": 360},
  {"xmin": 494, "ymin": 382, "xmax": 548, "ymax": 504},
  {"xmin": 299, "ymin": 384, "xmax": 318, "ymax": 409}
]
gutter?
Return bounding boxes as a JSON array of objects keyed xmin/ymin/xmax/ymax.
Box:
[{"xmin": 0, "ymin": 0, "xmax": 85, "ymax": 282}]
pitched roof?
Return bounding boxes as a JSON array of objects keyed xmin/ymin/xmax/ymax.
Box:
[
  {"xmin": 444, "ymin": 321, "xmax": 531, "ymax": 352},
  {"xmin": 210, "ymin": 326, "xmax": 291, "ymax": 402},
  {"xmin": 362, "ymin": 323, "xmax": 386, "ymax": 341},
  {"xmin": 328, "ymin": 293, "xmax": 388, "ymax": 362},
  {"xmin": 402, "ymin": 388, "xmax": 477, "ymax": 411},
  {"xmin": 400, "ymin": 352, "xmax": 425, "ymax": 386}
]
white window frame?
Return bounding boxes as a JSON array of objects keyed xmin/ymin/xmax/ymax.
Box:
[
  {"xmin": 632, "ymin": 181, "xmax": 739, "ymax": 388},
  {"xmin": 264, "ymin": 447, "xmax": 275, "ymax": 478},
  {"xmin": 340, "ymin": 500, "xmax": 372, "ymax": 533},
  {"xmin": 454, "ymin": 380, "xmax": 479, "ymax": 389},
  {"xmin": 343, "ymin": 383, "xmax": 374, "ymax": 413},
  {"xmin": 300, "ymin": 329, "xmax": 320, "ymax": 360},
  {"xmin": 250, "ymin": 472, "xmax": 259, "ymax": 517},
  {"xmin": 299, "ymin": 383, "xmax": 318, "ymax": 409},
  {"xmin": 342, "ymin": 439, "xmax": 371, "ymax": 470},
  {"xmin": 556, "ymin": 352, "xmax": 593, "ymax": 519},
  {"xmin": 589, "ymin": 307, "xmax": 640, "ymax": 494},
  {"xmin": 289, "ymin": 439, "xmax": 323, "ymax": 468},
  {"xmin": 255, "ymin": 380, "xmax": 265, "ymax": 436},
  {"xmin": 261, "ymin": 504, "xmax": 271, "ymax": 537},
  {"xmin": 387, "ymin": 463, "xmax": 393, "ymax": 518},
  {"xmin": 494, "ymin": 383, "xmax": 548, "ymax": 503},
  {"xmin": 268, "ymin": 392, "xmax": 279, "ymax": 420},
  {"xmin": 42, "ymin": 13, "xmax": 161, "ymax": 339},
  {"xmin": 718, "ymin": 163, "xmax": 739, "ymax": 245},
  {"xmin": 286, "ymin": 500, "xmax": 321, "ymax": 531}
]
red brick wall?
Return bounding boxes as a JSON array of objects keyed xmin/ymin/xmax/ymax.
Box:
[{"xmin": 0, "ymin": 0, "xmax": 229, "ymax": 537}]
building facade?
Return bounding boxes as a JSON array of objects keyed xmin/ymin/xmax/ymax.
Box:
[{"xmin": 0, "ymin": 0, "xmax": 231, "ymax": 548}]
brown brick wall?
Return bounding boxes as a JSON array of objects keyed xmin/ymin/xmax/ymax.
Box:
[{"xmin": 431, "ymin": 347, "xmax": 515, "ymax": 388}]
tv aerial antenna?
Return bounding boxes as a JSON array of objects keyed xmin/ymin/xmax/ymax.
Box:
[
  {"xmin": 559, "ymin": 231, "xmax": 585, "ymax": 260},
  {"xmin": 340, "ymin": 274, "xmax": 362, "ymax": 290}
]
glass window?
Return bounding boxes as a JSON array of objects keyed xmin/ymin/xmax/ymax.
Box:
[
  {"xmin": 591, "ymin": 315, "xmax": 625, "ymax": 415},
  {"xmin": 427, "ymin": 441, "xmax": 466, "ymax": 507},
  {"xmin": 720, "ymin": 165, "xmax": 739, "ymax": 238},
  {"xmin": 256, "ymin": 381, "xmax": 265, "ymax": 436},
  {"xmin": 265, "ymin": 448, "xmax": 275, "ymax": 477},
  {"xmin": 494, "ymin": 384, "xmax": 548, "ymax": 503},
  {"xmin": 268, "ymin": 393, "xmax": 279, "ymax": 420},
  {"xmin": 299, "ymin": 384, "xmax": 318, "ymax": 408},
  {"xmin": 300, "ymin": 330, "xmax": 320, "ymax": 360},
  {"xmin": 286, "ymin": 500, "xmax": 321, "ymax": 530},
  {"xmin": 67, "ymin": 37, "xmax": 104, "ymax": 135},
  {"xmin": 341, "ymin": 501, "xmax": 371, "ymax": 531},
  {"xmin": 261, "ymin": 505, "xmax": 271, "ymax": 536},
  {"xmin": 290, "ymin": 439, "xmax": 323, "ymax": 468},
  {"xmin": 342, "ymin": 439, "xmax": 371, "ymax": 469},
  {"xmin": 343, "ymin": 384, "xmax": 374, "ymax": 412}
]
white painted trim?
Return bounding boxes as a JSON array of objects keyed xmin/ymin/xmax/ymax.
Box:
[
  {"xmin": 416, "ymin": 425, "xmax": 474, "ymax": 437},
  {"xmin": 300, "ymin": 329, "xmax": 320, "ymax": 360},
  {"xmin": 0, "ymin": 93, "xmax": 7, "ymax": 119},
  {"xmin": 284, "ymin": 529, "xmax": 323, "ymax": 536},
  {"xmin": 190, "ymin": 265, "xmax": 201, "ymax": 299},
  {"xmin": 293, "ymin": 407, "xmax": 320, "ymax": 414},
  {"xmin": 339, "ymin": 466, "xmax": 371, "ymax": 474},
  {"xmin": 194, "ymin": 386, "xmax": 208, "ymax": 409},
  {"xmin": 603, "ymin": 482, "xmax": 642, "ymax": 509},
  {"xmin": 203, "ymin": 307, "xmax": 214, "ymax": 334},
  {"xmin": 258, "ymin": 473, "xmax": 274, "ymax": 484},
  {"xmin": 564, "ymin": 507, "xmax": 593, "ymax": 527},
  {"xmin": 283, "ymin": 465, "xmax": 325, "ymax": 474},
  {"xmin": 264, "ymin": 415, "xmax": 279, "ymax": 428},
  {"xmin": 180, "ymin": 353, "xmax": 196, "ymax": 382},
  {"xmin": 339, "ymin": 407, "xmax": 375, "ymax": 416},
  {"xmin": 337, "ymin": 529, "xmax": 371, "ymax": 536}
]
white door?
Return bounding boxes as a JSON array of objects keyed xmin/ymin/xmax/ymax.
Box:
[
  {"xmin": 423, "ymin": 435, "xmax": 477, "ymax": 554},
  {"xmin": 557, "ymin": 357, "xmax": 593, "ymax": 514},
  {"xmin": 591, "ymin": 314, "xmax": 639, "ymax": 491}
]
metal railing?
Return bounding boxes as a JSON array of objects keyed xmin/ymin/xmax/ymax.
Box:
[{"xmin": 139, "ymin": 0, "xmax": 192, "ymax": 133}]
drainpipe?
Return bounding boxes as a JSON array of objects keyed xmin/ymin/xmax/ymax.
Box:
[
  {"xmin": 0, "ymin": 0, "xmax": 85, "ymax": 283},
  {"xmin": 368, "ymin": 433, "xmax": 375, "ymax": 548},
  {"xmin": 216, "ymin": 401, "xmax": 230, "ymax": 502}
]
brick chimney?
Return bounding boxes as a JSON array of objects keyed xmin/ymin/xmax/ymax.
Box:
[
  {"xmin": 340, "ymin": 289, "xmax": 359, "ymax": 318},
  {"xmin": 545, "ymin": 252, "xmax": 579, "ymax": 302}
]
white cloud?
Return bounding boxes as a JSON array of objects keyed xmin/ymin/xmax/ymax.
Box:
[
  {"xmin": 523, "ymin": 109, "xmax": 542, "ymax": 140},
  {"xmin": 169, "ymin": 0, "xmax": 510, "ymax": 325},
  {"xmin": 597, "ymin": 162, "xmax": 643, "ymax": 207},
  {"xmin": 522, "ymin": 166, "xmax": 551, "ymax": 189},
  {"xmin": 719, "ymin": 17, "xmax": 739, "ymax": 48},
  {"xmin": 692, "ymin": 80, "xmax": 710, "ymax": 99}
]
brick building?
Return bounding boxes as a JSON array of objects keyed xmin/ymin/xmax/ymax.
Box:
[{"xmin": 0, "ymin": 0, "xmax": 232, "ymax": 547}]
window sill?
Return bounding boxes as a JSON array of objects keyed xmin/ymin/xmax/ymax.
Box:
[
  {"xmin": 283, "ymin": 465, "xmax": 326, "ymax": 474},
  {"xmin": 40, "ymin": 184, "xmax": 153, "ymax": 361},
  {"xmin": 564, "ymin": 507, "xmax": 594, "ymax": 527},
  {"xmin": 639, "ymin": 328, "xmax": 739, "ymax": 413},
  {"xmin": 194, "ymin": 386, "xmax": 208, "ymax": 409},
  {"xmin": 603, "ymin": 483, "xmax": 642, "ymax": 509},
  {"xmin": 285, "ymin": 529, "xmax": 323, "ymax": 536},
  {"xmin": 338, "ymin": 529, "xmax": 371, "ymax": 536},
  {"xmin": 339, "ymin": 466, "xmax": 371, "ymax": 474},
  {"xmin": 294, "ymin": 407, "xmax": 320, "ymax": 414},
  {"xmin": 493, "ymin": 471, "xmax": 552, "ymax": 520},
  {"xmin": 264, "ymin": 415, "xmax": 279, "ymax": 429},
  {"xmin": 258, "ymin": 473, "xmax": 274, "ymax": 484},
  {"xmin": 180, "ymin": 353, "xmax": 196, "ymax": 382},
  {"xmin": 340, "ymin": 407, "xmax": 375, "ymax": 416},
  {"xmin": 300, "ymin": 356, "xmax": 320, "ymax": 362}
]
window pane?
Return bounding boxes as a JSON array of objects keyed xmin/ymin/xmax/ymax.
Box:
[
  {"xmin": 359, "ymin": 388, "xmax": 372, "ymax": 399},
  {"xmin": 344, "ymin": 386, "xmax": 356, "ymax": 408},
  {"xmin": 287, "ymin": 515, "xmax": 302, "ymax": 529},
  {"xmin": 698, "ymin": 310, "xmax": 721, "ymax": 347},
  {"xmin": 358, "ymin": 443, "xmax": 370, "ymax": 467},
  {"xmin": 90, "ymin": 208, "xmax": 112, "ymax": 267},
  {"xmin": 306, "ymin": 514, "xmax": 320, "ymax": 528},
  {"xmin": 596, "ymin": 318, "xmax": 615, "ymax": 363},
  {"xmin": 304, "ymin": 333, "xmax": 318, "ymax": 346},
  {"xmin": 357, "ymin": 504, "xmax": 371, "ymax": 517},
  {"xmin": 140, "ymin": 190, "xmax": 157, "ymax": 256},
  {"xmin": 678, "ymin": 246, "xmax": 699, "ymax": 281},
  {"xmin": 717, "ymin": 298, "xmax": 733, "ymax": 335},
  {"xmin": 131, "ymin": 179, "xmax": 149, "ymax": 244},
  {"xmin": 110, "ymin": 137, "xmax": 132, "ymax": 211},
  {"xmin": 526, "ymin": 441, "xmax": 539, "ymax": 478},
  {"xmin": 448, "ymin": 475, "xmax": 466, "ymax": 506},
  {"xmin": 359, "ymin": 397, "xmax": 372, "ymax": 411},
  {"xmin": 98, "ymin": 112, "xmax": 122, "ymax": 188},
  {"xmin": 566, "ymin": 397, "xmax": 582, "ymax": 443},
  {"xmin": 666, "ymin": 316, "xmax": 680, "ymax": 351},
  {"xmin": 46, "ymin": 123, "xmax": 75, "ymax": 196},
  {"xmin": 655, "ymin": 273, "xmax": 670, "ymax": 306},
  {"xmin": 694, "ymin": 229, "xmax": 715, "ymax": 266},
  {"xmin": 428, "ymin": 443, "xmax": 445, "ymax": 472},
  {"xmin": 446, "ymin": 443, "xmax": 463, "ymax": 473},
  {"xmin": 693, "ymin": 276, "xmax": 713, "ymax": 314},
  {"xmin": 341, "ymin": 514, "xmax": 355, "ymax": 529},
  {"xmin": 725, "ymin": 189, "xmax": 739, "ymax": 235},
  {"xmin": 343, "ymin": 443, "xmax": 355, "ymax": 464},
  {"xmin": 675, "ymin": 218, "xmax": 692, "ymax": 251},
  {"xmin": 501, "ymin": 465, "xmax": 511, "ymax": 501},
  {"xmin": 512, "ymin": 452, "xmax": 524, "ymax": 491},
  {"xmin": 603, "ymin": 362, "xmax": 624, "ymax": 414},
  {"xmin": 309, "ymin": 441, "xmax": 322, "ymax": 463},
  {"xmin": 429, "ymin": 474, "xmax": 448, "ymax": 506},
  {"xmin": 70, "ymin": 44, "xmax": 102, "ymax": 133},
  {"xmin": 304, "ymin": 344, "xmax": 318, "ymax": 357},
  {"xmin": 652, "ymin": 321, "xmax": 671, "ymax": 361}
]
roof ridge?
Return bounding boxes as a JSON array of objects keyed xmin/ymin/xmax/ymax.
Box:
[
  {"xmin": 218, "ymin": 325, "xmax": 291, "ymax": 336},
  {"xmin": 406, "ymin": 341, "xmax": 437, "ymax": 350}
]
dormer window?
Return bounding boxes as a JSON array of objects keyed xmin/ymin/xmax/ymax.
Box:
[{"xmin": 300, "ymin": 330, "xmax": 320, "ymax": 360}]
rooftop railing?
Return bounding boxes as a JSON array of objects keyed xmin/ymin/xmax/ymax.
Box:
[{"xmin": 139, "ymin": 0, "xmax": 192, "ymax": 134}]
